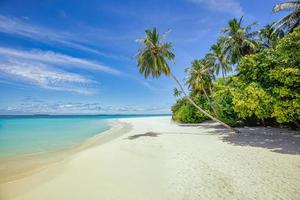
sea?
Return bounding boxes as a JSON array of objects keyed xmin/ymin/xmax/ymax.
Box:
[{"xmin": 0, "ymin": 114, "xmax": 169, "ymax": 157}]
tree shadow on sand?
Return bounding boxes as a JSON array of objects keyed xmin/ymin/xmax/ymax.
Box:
[
  {"xmin": 126, "ymin": 122, "xmax": 300, "ymax": 155},
  {"xmin": 202, "ymin": 123, "xmax": 300, "ymax": 155},
  {"xmin": 126, "ymin": 132, "xmax": 161, "ymax": 140}
]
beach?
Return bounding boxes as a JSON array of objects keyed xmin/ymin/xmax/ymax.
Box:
[{"xmin": 0, "ymin": 116, "xmax": 299, "ymax": 200}]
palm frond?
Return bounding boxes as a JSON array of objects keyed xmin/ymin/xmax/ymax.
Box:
[{"xmin": 273, "ymin": 1, "xmax": 300, "ymax": 13}]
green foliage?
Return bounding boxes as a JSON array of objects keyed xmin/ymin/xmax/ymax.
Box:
[
  {"xmin": 192, "ymin": 93, "xmax": 211, "ymax": 114},
  {"xmin": 237, "ymin": 49, "xmax": 276, "ymax": 87},
  {"xmin": 172, "ymin": 21, "xmax": 300, "ymax": 128},
  {"xmin": 172, "ymin": 95, "xmax": 209, "ymax": 123},
  {"xmin": 221, "ymin": 17, "xmax": 260, "ymax": 64},
  {"xmin": 234, "ymin": 26, "xmax": 300, "ymax": 126},
  {"xmin": 269, "ymin": 66, "xmax": 300, "ymax": 124},
  {"xmin": 136, "ymin": 28, "xmax": 174, "ymax": 78},
  {"xmin": 185, "ymin": 58, "xmax": 214, "ymax": 94},
  {"xmin": 272, "ymin": 100, "xmax": 300, "ymax": 124},
  {"xmin": 269, "ymin": 67, "xmax": 300, "ymax": 87},
  {"xmin": 211, "ymin": 78, "xmax": 239, "ymax": 126},
  {"xmin": 275, "ymin": 26, "xmax": 300, "ymax": 65},
  {"xmin": 171, "ymin": 98, "xmax": 187, "ymax": 115},
  {"xmin": 208, "ymin": 41, "xmax": 232, "ymax": 77},
  {"xmin": 174, "ymin": 104, "xmax": 199, "ymax": 123},
  {"xmin": 173, "ymin": 88, "xmax": 182, "ymax": 97},
  {"xmin": 232, "ymin": 83, "xmax": 274, "ymax": 120},
  {"xmin": 259, "ymin": 24, "xmax": 284, "ymax": 48}
]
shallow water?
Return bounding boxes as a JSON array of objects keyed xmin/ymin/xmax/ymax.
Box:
[{"xmin": 0, "ymin": 115, "xmax": 169, "ymax": 157}]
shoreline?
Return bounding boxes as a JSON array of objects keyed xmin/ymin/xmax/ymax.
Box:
[
  {"xmin": 1, "ymin": 116, "xmax": 299, "ymax": 200},
  {"xmin": 0, "ymin": 119, "xmax": 131, "ymax": 184}
]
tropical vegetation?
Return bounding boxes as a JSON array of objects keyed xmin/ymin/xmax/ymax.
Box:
[
  {"xmin": 136, "ymin": 1, "xmax": 300, "ymax": 129},
  {"xmin": 135, "ymin": 28, "xmax": 238, "ymax": 132}
]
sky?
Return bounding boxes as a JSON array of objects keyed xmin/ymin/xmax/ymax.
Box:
[{"xmin": 0, "ymin": 0, "xmax": 285, "ymax": 115}]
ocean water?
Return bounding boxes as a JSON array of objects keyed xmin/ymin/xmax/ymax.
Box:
[{"xmin": 0, "ymin": 115, "xmax": 169, "ymax": 157}]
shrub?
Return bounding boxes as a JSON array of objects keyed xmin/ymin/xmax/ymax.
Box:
[
  {"xmin": 172, "ymin": 94, "xmax": 209, "ymax": 123},
  {"xmin": 212, "ymin": 78, "xmax": 240, "ymax": 126},
  {"xmin": 232, "ymin": 83, "xmax": 274, "ymax": 122},
  {"xmin": 171, "ymin": 27, "xmax": 300, "ymax": 128}
]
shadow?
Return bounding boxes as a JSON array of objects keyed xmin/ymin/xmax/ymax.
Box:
[
  {"xmin": 195, "ymin": 123, "xmax": 232, "ymax": 135},
  {"xmin": 179, "ymin": 122, "xmax": 300, "ymax": 155},
  {"xmin": 125, "ymin": 122, "xmax": 300, "ymax": 155},
  {"xmin": 221, "ymin": 127, "xmax": 300, "ymax": 155},
  {"xmin": 160, "ymin": 132, "xmax": 213, "ymax": 136},
  {"xmin": 177, "ymin": 124, "xmax": 207, "ymax": 127},
  {"xmin": 126, "ymin": 132, "xmax": 161, "ymax": 140},
  {"xmin": 126, "ymin": 122, "xmax": 230, "ymax": 141},
  {"xmin": 125, "ymin": 131, "xmax": 220, "ymax": 140}
]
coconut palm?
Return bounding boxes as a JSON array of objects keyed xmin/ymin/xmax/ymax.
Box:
[
  {"xmin": 185, "ymin": 59, "xmax": 219, "ymax": 117},
  {"xmin": 222, "ymin": 17, "xmax": 260, "ymax": 64},
  {"xmin": 136, "ymin": 28, "xmax": 238, "ymax": 132},
  {"xmin": 259, "ymin": 24, "xmax": 285, "ymax": 48},
  {"xmin": 173, "ymin": 88, "xmax": 182, "ymax": 97},
  {"xmin": 272, "ymin": 0, "xmax": 300, "ymax": 34},
  {"xmin": 185, "ymin": 59, "xmax": 213, "ymax": 95},
  {"xmin": 207, "ymin": 40, "xmax": 232, "ymax": 78}
]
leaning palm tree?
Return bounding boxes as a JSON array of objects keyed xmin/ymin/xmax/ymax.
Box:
[
  {"xmin": 207, "ymin": 40, "xmax": 232, "ymax": 78},
  {"xmin": 272, "ymin": 0, "xmax": 300, "ymax": 34},
  {"xmin": 136, "ymin": 28, "xmax": 238, "ymax": 132},
  {"xmin": 222, "ymin": 17, "xmax": 260, "ymax": 64}
]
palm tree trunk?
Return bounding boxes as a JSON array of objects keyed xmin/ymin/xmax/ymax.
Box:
[
  {"xmin": 170, "ymin": 73, "xmax": 239, "ymax": 133},
  {"xmin": 202, "ymin": 85, "xmax": 219, "ymax": 118}
]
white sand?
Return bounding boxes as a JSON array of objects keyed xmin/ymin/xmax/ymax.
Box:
[{"xmin": 0, "ymin": 116, "xmax": 299, "ymax": 200}]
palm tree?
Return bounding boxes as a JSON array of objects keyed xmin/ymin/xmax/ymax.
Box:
[
  {"xmin": 135, "ymin": 28, "xmax": 238, "ymax": 132},
  {"xmin": 259, "ymin": 24, "xmax": 284, "ymax": 48},
  {"xmin": 222, "ymin": 17, "xmax": 260, "ymax": 64},
  {"xmin": 173, "ymin": 88, "xmax": 182, "ymax": 97},
  {"xmin": 185, "ymin": 59, "xmax": 213, "ymax": 96},
  {"xmin": 272, "ymin": 0, "xmax": 300, "ymax": 34},
  {"xmin": 185, "ymin": 59, "xmax": 219, "ymax": 117},
  {"xmin": 207, "ymin": 40, "xmax": 232, "ymax": 78}
]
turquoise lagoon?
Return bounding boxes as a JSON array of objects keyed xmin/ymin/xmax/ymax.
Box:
[{"xmin": 0, "ymin": 115, "xmax": 168, "ymax": 157}]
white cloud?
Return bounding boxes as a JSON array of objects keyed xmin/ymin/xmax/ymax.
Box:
[
  {"xmin": 0, "ymin": 15, "xmax": 127, "ymax": 60},
  {"xmin": 0, "ymin": 47, "xmax": 121, "ymax": 75},
  {"xmin": 0, "ymin": 61, "xmax": 97, "ymax": 95},
  {"xmin": 0, "ymin": 100, "xmax": 170, "ymax": 114},
  {"xmin": 187, "ymin": 0, "xmax": 244, "ymax": 16},
  {"xmin": 0, "ymin": 47, "xmax": 123, "ymax": 94}
]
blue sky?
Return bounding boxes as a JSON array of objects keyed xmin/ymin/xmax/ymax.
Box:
[{"xmin": 0, "ymin": 0, "xmax": 284, "ymax": 114}]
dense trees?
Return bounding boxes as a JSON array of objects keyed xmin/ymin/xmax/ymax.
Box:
[
  {"xmin": 136, "ymin": 2, "xmax": 299, "ymax": 129},
  {"xmin": 234, "ymin": 27, "xmax": 300, "ymax": 126},
  {"xmin": 172, "ymin": 26, "xmax": 300, "ymax": 128},
  {"xmin": 135, "ymin": 28, "xmax": 238, "ymax": 132}
]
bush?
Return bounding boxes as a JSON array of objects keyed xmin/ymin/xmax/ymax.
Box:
[
  {"xmin": 174, "ymin": 104, "xmax": 197, "ymax": 123},
  {"xmin": 212, "ymin": 78, "xmax": 240, "ymax": 126},
  {"xmin": 172, "ymin": 95, "xmax": 209, "ymax": 123},
  {"xmin": 231, "ymin": 27, "xmax": 300, "ymax": 127},
  {"xmin": 232, "ymin": 83, "xmax": 274, "ymax": 122},
  {"xmin": 171, "ymin": 27, "xmax": 300, "ymax": 128},
  {"xmin": 269, "ymin": 67, "xmax": 300, "ymax": 124}
]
